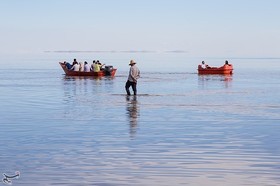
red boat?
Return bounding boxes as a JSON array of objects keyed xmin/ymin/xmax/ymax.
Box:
[
  {"xmin": 198, "ymin": 64, "xmax": 233, "ymax": 75},
  {"xmin": 59, "ymin": 62, "xmax": 117, "ymax": 77}
]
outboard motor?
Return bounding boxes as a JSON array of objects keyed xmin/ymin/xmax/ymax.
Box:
[{"xmin": 104, "ymin": 65, "xmax": 113, "ymax": 76}]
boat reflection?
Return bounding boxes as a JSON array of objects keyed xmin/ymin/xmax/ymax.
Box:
[
  {"xmin": 61, "ymin": 75, "xmax": 116, "ymax": 119},
  {"xmin": 63, "ymin": 75, "xmax": 103, "ymax": 81},
  {"xmin": 198, "ymin": 74, "xmax": 233, "ymax": 88},
  {"xmin": 126, "ymin": 95, "xmax": 139, "ymax": 139}
]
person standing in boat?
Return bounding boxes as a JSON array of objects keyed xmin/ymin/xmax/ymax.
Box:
[{"xmin": 125, "ymin": 60, "xmax": 140, "ymax": 96}]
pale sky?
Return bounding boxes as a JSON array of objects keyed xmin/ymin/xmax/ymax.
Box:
[{"xmin": 1, "ymin": 0, "xmax": 280, "ymax": 57}]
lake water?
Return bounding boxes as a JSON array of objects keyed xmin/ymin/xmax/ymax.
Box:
[{"xmin": 0, "ymin": 53, "xmax": 279, "ymax": 186}]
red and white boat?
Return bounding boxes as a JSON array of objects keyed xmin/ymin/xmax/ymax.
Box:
[{"xmin": 198, "ymin": 64, "xmax": 233, "ymax": 75}]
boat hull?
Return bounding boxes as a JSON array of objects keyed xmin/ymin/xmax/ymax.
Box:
[
  {"xmin": 198, "ymin": 64, "xmax": 233, "ymax": 75},
  {"xmin": 59, "ymin": 62, "xmax": 117, "ymax": 77}
]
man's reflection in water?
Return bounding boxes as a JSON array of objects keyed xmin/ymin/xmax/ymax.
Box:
[{"xmin": 126, "ymin": 95, "xmax": 139, "ymax": 138}]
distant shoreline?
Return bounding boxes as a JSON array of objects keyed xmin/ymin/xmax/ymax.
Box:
[{"xmin": 44, "ymin": 50, "xmax": 188, "ymax": 54}]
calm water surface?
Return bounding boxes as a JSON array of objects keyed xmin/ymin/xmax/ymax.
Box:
[{"xmin": 0, "ymin": 56, "xmax": 279, "ymax": 185}]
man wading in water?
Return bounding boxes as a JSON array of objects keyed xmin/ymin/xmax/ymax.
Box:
[{"xmin": 125, "ymin": 60, "xmax": 140, "ymax": 96}]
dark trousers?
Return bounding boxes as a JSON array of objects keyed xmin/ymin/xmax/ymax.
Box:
[{"xmin": 125, "ymin": 80, "xmax": 137, "ymax": 95}]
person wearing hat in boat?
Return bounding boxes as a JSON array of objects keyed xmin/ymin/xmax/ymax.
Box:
[{"xmin": 125, "ymin": 60, "xmax": 140, "ymax": 96}]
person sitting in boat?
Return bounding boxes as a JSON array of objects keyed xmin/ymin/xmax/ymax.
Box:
[
  {"xmin": 91, "ymin": 60, "xmax": 96, "ymax": 71},
  {"xmin": 63, "ymin": 61, "xmax": 72, "ymax": 69},
  {"xmin": 71, "ymin": 61, "xmax": 80, "ymax": 71},
  {"xmin": 223, "ymin": 60, "xmax": 233, "ymax": 67},
  {"xmin": 93, "ymin": 61, "xmax": 105, "ymax": 72},
  {"xmin": 93, "ymin": 61, "xmax": 101, "ymax": 72},
  {"xmin": 72, "ymin": 58, "xmax": 78, "ymax": 66},
  {"xmin": 84, "ymin": 61, "xmax": 91, "ymax": 72},
  {"xmin": 79, "ymin": 62, "xmax": 84, "ymax": 71},
  {"xmin": 97, "ymin": 60, "xmax": 105, "ymax": 70},
  {"xmin": 201, "ymin": 61, "xmax": 210, "ymax": 69},
  {"xmin": 224, "ymin": 60, "xmax": 231, "ymax": 66}
]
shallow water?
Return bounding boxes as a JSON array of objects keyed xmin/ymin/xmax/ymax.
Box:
[{"xmin": 0, "ymin": 55, "xmax": 280, "ymax": 185}]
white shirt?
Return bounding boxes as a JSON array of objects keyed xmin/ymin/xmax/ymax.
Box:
[
  {"xmin": 84, "ymin": 64, "xmax": 91, "ymax": 72},
  {"xmin": 71, "ymin": 64, "xmax": 80, "ymax": 71},
  {"xmin": 79, "ymin": 63, "xmax": 84, "ymax": 71},
  {"xmin": 201, "ymin": 64, "xmax": 207, "ymax": 69},
  {"xmin": 128, "ymin": 65, "xmax": 140, "ymax": 82}
]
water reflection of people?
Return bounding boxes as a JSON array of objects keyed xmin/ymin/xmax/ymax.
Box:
[{"xmin": 126, "ymin": 95, "xmax": 139, "ymax": 138}]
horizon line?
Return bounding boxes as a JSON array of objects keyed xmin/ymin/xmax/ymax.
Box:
[{"xmin": 44, "ymin": 50, "xmax": 189, "ymax": 54}]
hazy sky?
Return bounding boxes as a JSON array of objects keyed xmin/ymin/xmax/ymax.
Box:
[{"xmin": 1, "ymin": 0, "xmax": 280, "ymax": 57}]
